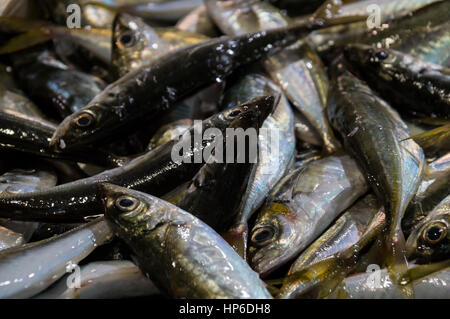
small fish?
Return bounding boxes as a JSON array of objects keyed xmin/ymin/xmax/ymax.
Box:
[
  {"xmin": 49, "ymin": 17, "xmax": 340, "ymax": 150},
  {"xmin": 147, "ymin": 119, "xmax": 193, "ymax": 151},
  {"xmin": 34, "ymin": 260, "xmax": 159, "ymax": 299},
  {"xmin": 288, "ymin": 194, "xmax": 384, "ymax": 274},
  {"xmin": 248, "ymin": 153, "xmax": 368, "ymax": 276},
  {"xmin": 327, "ymin": 62, "xmax": 425, "ymax": 292},
  {"xmin": 0, "ymin": 218, "xmax": 112, "ymax": 298},
  {"xmin": 0, "ymin": 226, "xmax": 25, "ymax": 252},
  {"xmin": 99, "ymin": 183, "xmax": 273, "ymax": 299},
  {"xmin": 0, "ymin": 101, "xmax": 261, "ymax": 222},
  {"xmin": 220, "ymin": 73, "xmax": 295, "ymax": 258},
  {"xmin": 406, "ymin": 195, "xmax": 449, "ymax": 263},
  {"xmin": 176, "ymin": 5, "xmax": 220, "ymax": 37},
  {"xmin": 330, "ymin": 261, "xmax": 450, "ymax": 299},
  {"xmin": 344, "ymin": 44, "xmax": 450, "ymax": 119}
]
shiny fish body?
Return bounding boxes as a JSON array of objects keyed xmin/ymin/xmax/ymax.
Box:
[
  {"xmin": 221, "ymin": 73, "xmax": 295, "ymax": 256},
  {"xmin": 0, "ymin": 218, "xmax": 112, "ymax": 299},
  {"xmin": 288, "ymin": 194, "xmax": 383, "ymax": 274},
  {"xmin": 147, "ymin": 119, "xmax": 193, "ymax": 151},
  {"xmin": 34, "ymin": 260, "xmax": 159, "ymax": 299},
  {"xmin": 176, "ymin": 5, "xmax": 219, "ymax": 37},
  {"xmin": 403, "ymin": 153, "xmax": 450, "ymax": 234},
  {"xmin": 248, "ymin": 154, "xmax": 369, "ymax": 276},
  {"xmin": 112, "ymin": 13, "xmax": 208, "ymax": 78},
  {"xmin": 328, "ymin": 65, "xmax": 425, "ymax": 284},
  {"xmin": 330, "ymin": 266, "xmax": 450, "ymax": 299},
  {"xmin": 177, "ymin": 96, "xmax": 273, "ymax": 232},
  {"xmin": 100, "ymin": 183, "xmax": 272, "ymax": 299},
  {"xmin": 205, "ymin": 0, "xmax": 339, "ymax": 153},
  {"xmin": 0, "ymin": 103, "xmax": 260, "ymax": 222},
  {"xmin": 50, "ymin": 17, "xmax": 330, "ymax": 149},
  {"xmin": 344, "ymin": 44, "xmax": 450, "ymax": 119}
]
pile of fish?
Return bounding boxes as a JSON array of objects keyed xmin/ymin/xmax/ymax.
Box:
[{"xmin": 0, "ymin": 0, "xmax": 448, "ymax": 299}]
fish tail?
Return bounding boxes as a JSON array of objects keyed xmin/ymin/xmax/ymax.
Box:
[
  {"xmin": 0, "ymin": 26, "xmax": 64, "ymax": 55},
  {"xmin": 221, "ymin": 224, "xmax": 248, "ymax": 260},
  {"xmin": 402, "ymin": 123, "xmax": 450, "ymax": 149}
]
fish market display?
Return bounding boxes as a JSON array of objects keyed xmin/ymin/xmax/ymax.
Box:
[{"xmin": 0, "ymin": 0, "xmax": 447, "ymax": 300}]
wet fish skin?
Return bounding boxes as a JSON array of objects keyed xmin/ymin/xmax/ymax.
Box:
[
  {"xmin": 344, "ymin": 44, "xmax": 450, "ymax": 119},
  {"xmin": 330, "ymin": 263, "xmax": 450, "ymax": 299},
  {"xmin": 327, "ymin": 63, "xmax": 425, "ymax": 288},
  {"xmin": 220, "ymin": 73, "xmax": 295, "ymax": 257},
  {"xmin": 0, "ymin": 101, "xmax": 261, "ymax": 222},
  {"xmin": 99, "ymin": 183, "xmax": 273, "ymax": 299},
  {"xmin": 248, "ymin": 153, "xmax": 369, "ymax": 277},
  {"xmin": 278, "ymin": 204, "xmax": 386, "ymax": 299},
  {"xmin": 0, "ymin": 82, "xmax": 43, "ymax": 118},
  {"xmin": 288, "ymin": 194, "xmax": 383, "ymax": 274},
  {"xmin": 0, "ymin": 226, "xmax": 25, "ymax": 251},
  {"xmin": 403, "ymin": 153, "xmax": 450, "ymax": 235},
  {"xmin": 34, "ymin": 260, "xmax": 159, "ymax": 299},
  {"xmin": 0, "ymin": 218, "xmax": 112, "ymax": 299},
  {"xmin": 50, "ymin": 18, "xmax": 333, "ymax": 150},
  {"xmin": 176, "ymin": 5, "xmax": 220, "ymax": 37},
  {"xmin": 112, "ymin": 13, "xmax": 209, "ymax": 78},
  {"xmin": 12, "ymin": 50, "xmax": 106, "ymax": 118},
  {"xmin": 147, "ymin": 119, "xmax": 193, "ymax": 151},
  {"xmin": 0, "ymin": 109, "xmax": 123, "ymax": 167},
  {"xmin": 406, "ymin": 195, "xmax": 449, "ymax": 263},
  {"xmin": 177, "ymin": 96, "xmax": 274, "ymax": 232},
  {"xmin": 205, "ymin": 0, "xmax": 339, "ymax": 153}
]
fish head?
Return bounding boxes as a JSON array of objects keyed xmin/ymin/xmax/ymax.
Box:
[
  {"xmin": 112, "ymin": 13, "xmax": 167, "ymax": 77},
  {"xmin": 97, "ymin": 183, "xmax": 156, "ymax": 239},
  {"xmin": 344, "ymin": 44, "xmax": 395, "ymax": 73},
  {"xmin": 406, "ymin": 211, "xmax": 449, "ymax": 263},
  {"xmin": 248, "ymin": 202, "xmax": 299, "ymax": 277},
  {"xmin": 50, "ymin": 89, "xmax": 121, "ymax": 150}
]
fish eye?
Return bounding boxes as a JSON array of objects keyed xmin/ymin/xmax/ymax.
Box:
[
  {"xmin": 227, "ymin": 109, "xmax": 242, "ymax": 118},
  {"xmin": 115, "ymin": 195, "xmax": 139, "ymax": 212},
  {"xmin": 423, "ymin": 222, "xmax": 447, "ymax": 244},
  {"xmin": 251, "ymin": 226, "xmax": 276, "ymax": 246},
  {"xmin": 374, "ymin": 49, "xmax": 389, "ymax": 60},
  {"xmin": 119, "ymin": 31, "xmax": 136, "ymax": 48},
  {"xmin": 74, "ymin": 112, "xmax": 95, "ymax": 128}
]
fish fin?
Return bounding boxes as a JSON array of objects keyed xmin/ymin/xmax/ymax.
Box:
[
  {"xmin": 402, "ymin": 123, "xmax": 450, "ymax": 150},
  {"xmin": 0, "ymin": 17, "xmax": 49, "ymax": 33},
  {"xmin": 312, "ymin": 0, "xmax": 366, "ymax": 25},
  {"xmin": 0, "ymin": 30, "xmax": 53, "ymax": 55},
  {"xmin": 384, "ymin": 229, "xmax": 414, "ymax": 298},
  {"xmin": 221, "ymin": 225, "xmax": 248, "ymax": 261}
]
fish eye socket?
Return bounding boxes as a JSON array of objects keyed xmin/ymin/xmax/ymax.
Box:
[
  {"xmin": 251, "ymin": 226, "xmax": 275, "ymax": 246},
  {"xmin": 119, "ymin": 31, "xmax": 135, "ymax": 47},
  {"xmin": 423, "ymin": 222, "xmax": 447, "ymax": 244},
  {"xmin": 115, "ymin": 196, "xmax": 139, "ymax": 212},
  {"xmin": 374, "ymin": 50, "xmax": 389, "ymax": 60},
  {"xmin": 74, "ymin": 112, "xmax": 95, "ymax": 128}
]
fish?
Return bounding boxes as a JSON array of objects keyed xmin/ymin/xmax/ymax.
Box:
[
  {"xmin": 176, "ymin": 96, "xmax": 273, "ymax": 233},
  {"xmin": 147, "ymin": 119, "xmax": 193, "ymax": 151},
  {"xmin": 0, "ymin": 109, "xmax": 124, "ymax": 167},
  {"xmin": 89, "ymin": 0, "xmax": 204, "ymax": 23},
  {"xmin": 278, "ymin": 203, "xmax": 386, "ymax": 298},
  {"xmin": 343, "ymin": 44, "xmax": 450, "ymax": 119},
  {"xmin": 219, "ymin": 73, "xmax": 295, "ymax": 257},
  {"xmin": 403, "ymin": 153, "xmax": 450, "ymax": 235},
  {"xmin": 176, "ymin": 5, "xmax": 220, "ymax": 37},
  {"xmin": 0, "ymin": 225, "xmax": 25, "ymax": 251},
  {"xmin": 327, "ymin": 62, "xmax": 425, "ymax": 292},
  {"xmin": 288, "ymin": 194, "xmax": 384, "ymax": 274},
  {"xmin": 330, "ymin": 261, "xmax": 450, "ymax": 299},
  {"xmin": 49, "ymin": 16, "xmax": 342, "ymax": 150},
  {"xmin": 112, "ymin": 13, "xmax": 208, "ymax": 78},
  {"xmin": 205, "ymin": 0, "xmax": 340, "ymax": 153},
  {"xmin": 0, "ymin": 217, "xmax": 112, "ymax": 298},
  {"xmin": 34, "ymin": 260, "xmax": 159, "ymax": 299},
  {"xmin": 406, "ymin": 195, "xmax": 449, "ymax": 263},
  {"xmin": 248, "ymin": 153, "xmax": 369, "ymax": 276},
  {"xmin": 0, "ymin": 81, "xmax": 44, "ymax": 118},
  {"xmin": 0, "ymin": 101, "xmax": 262, "ymax": 222},
  {"xmin": 99, "ymin": 183, "xmax": 272, "ymax": 299},
  {"xmin": 11, "ymin": 49, "xmax": 106, "ymax": 118}
]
